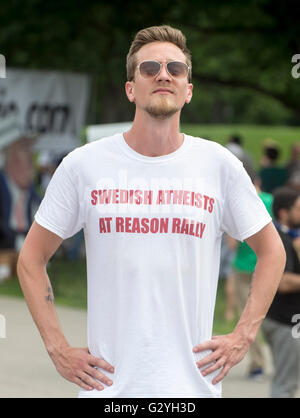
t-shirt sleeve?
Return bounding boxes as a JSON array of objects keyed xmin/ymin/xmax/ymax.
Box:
[
  {"xmin": 35, "ymin": 157, "xmax": 84, "ymax": 239},
  {"xmin": 221, "ymin": 164, "xmax": 272, "ymax": 241}
]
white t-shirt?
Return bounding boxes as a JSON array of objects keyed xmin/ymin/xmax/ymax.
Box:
[{"xmin": 35, "ymin": 133, "xmax": 271, "ymax": 398}]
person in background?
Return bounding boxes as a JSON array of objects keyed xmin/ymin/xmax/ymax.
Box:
[
  {"xmin": 0, "ymin": 134, "xmax": 41, "ymax": 279},
  {"xmin": 36, "ymin": 150, "xmax": 57, "ymax": 195},
  {"xmin": 259, "ymin": 139, "xmax": 287, "ymax": 193},
  {"xmin": 36, "ymin": 151, "xmax": 83, "ymax": 261},
  {"xmin": 223, "ymin": 133, "xmax": 255, "ymax": 322},
  {"xmin": 225, "ymin": 174, "xmax": 273, "ymax": 380},
  {"xmin": 222, "ymin": 234, "xmax": 237, "ymax": 322},
  {"xmin": 261, "ymin": 187, "xmax": 300, "ymax": 398},
  {"xmin": 225, "ymin": 134, "xmax": 256, "ymax": 181},
  {"xmin": 0, "ymin": 135, "xmax": 41, "ymax": 251},
  {"xmin": 285, "ymin": 143, "xmax": 300, "ymax": 192}
]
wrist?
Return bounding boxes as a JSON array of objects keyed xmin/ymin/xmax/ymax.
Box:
[
  {"xmin": 233, "ymin": 319, "xmax": 261, "ymax": 346},
  {"xmin": 45, "ymin": 338, "xmax": 70, "ymax": 359}
]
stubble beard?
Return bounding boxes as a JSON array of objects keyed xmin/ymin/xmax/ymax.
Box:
[{"xmin": 144, "ymin": 95, "xmax": 180, "ymax": 119}]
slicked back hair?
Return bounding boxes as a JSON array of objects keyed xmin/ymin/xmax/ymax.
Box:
[{"xmin": 126, "ymin": 25, "xmax": 192, "ymax": 82}]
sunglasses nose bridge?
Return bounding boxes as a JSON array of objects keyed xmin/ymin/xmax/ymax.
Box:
[{"xmin": 156, "ymin": 62, "xmax": 172, "ymax": 80}]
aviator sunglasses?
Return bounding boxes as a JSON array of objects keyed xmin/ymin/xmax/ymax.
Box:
[{"xmin": 137, "ymin": 60, "xmax": 190, "ymax": 80}]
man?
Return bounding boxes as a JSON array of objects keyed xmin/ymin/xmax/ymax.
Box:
[
  {"xmin": 17, "ymin": 25, "xmax": 286, "ymax": 398},
  {"xmin": 225, "ymin": 134, "xmax": 255, "ymax": 181},
  {"xmin": 0, "ymin": 135, "xmax": 40, "ymax": 246},
  {"xmin": 259, "ymin": 140, "xmax": 288, "ymax": 193},
  {"xmin": 261, "ymin": 187, "xmax": 300, "ymax": 398},
  {"xmin": 285, "ymin": 143, "xmax": 300, "ymax": 192},
  {"xmin": 0, "ymin": 132, "xmax": 40, "ymax": 280}
]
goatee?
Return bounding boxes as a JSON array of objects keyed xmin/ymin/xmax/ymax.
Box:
[{"xmin": 145, "ymin": 96, "xmax": 179, "ymax": 119}]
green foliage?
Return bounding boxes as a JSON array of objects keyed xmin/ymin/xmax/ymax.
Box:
[{"xmin": 0, "ymin": 0, "xmax": 300, "ymax": 123}]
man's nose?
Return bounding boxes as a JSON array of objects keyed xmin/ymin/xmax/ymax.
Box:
[{"xmin": 156, "ymin": 63, "xmax": 172, "ymax": 81}]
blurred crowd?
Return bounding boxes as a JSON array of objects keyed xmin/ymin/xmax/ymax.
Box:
[
  {"xmin": 221, "ymin": 134, "xmax": 300, "ymax": 398},
  {"xmin": 0, "ymin": 131, "xmax": 83, "ymax": 282}
]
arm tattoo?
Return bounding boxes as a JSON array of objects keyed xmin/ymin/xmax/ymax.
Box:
[{"xmin": 45, "ymin": 284, "xmax": 55, "ymax": 304}]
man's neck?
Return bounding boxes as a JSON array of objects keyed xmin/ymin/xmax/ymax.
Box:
[{"xmin": 123, "ymin": 110, "xmax": 183, "ymax": 157}]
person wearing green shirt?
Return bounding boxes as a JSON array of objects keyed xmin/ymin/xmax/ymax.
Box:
[
  {"xmin": 227, "ymin": 180, "xmax": 273, "ymax": 379},
  {"xmin": 233, "ymin": 191, "xmax": 273, "ymax": 272}
]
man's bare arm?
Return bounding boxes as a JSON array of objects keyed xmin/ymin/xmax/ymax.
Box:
[
  {"xmin": 17, "ymin": 221, "xmax": 114, "ymax": 391},
  {"xmin": 193, "ymin": 222, "xmax": 286, "ymax": 384},
  {"xmin": 233, "ymin": 222, "xmax": 286, "ymax": 343}
]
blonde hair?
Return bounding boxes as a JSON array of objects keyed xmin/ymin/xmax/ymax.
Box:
[{"xmin": 126, "ymin": 25, "xmax": 192, "ymax": 82}]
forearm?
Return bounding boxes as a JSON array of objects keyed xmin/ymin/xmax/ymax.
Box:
[
  {"xmin": 193, "ymin": 254, "xmax": 281, "ymax": 384},
  {"xmin": 194, "ymin": 224, "xmax": 286, "ymax": 384},
  {"xmin": 233, "ymin": 252, "xmax": 285, "ymax": 344},
  {"xmin": 17, "ymin": 256, "xmax": 70, "ymax": 356},
  {"xmin": 278, "ymin": 272, "xmax": 300, "ymax": 293}
]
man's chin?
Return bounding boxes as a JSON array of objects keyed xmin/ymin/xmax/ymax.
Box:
[{"xmin": 145, "ymin": 103, "xmax": 180, "ymax": 119}]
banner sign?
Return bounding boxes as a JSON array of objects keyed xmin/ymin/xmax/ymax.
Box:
[{"xmin": 0, "ymin": 68, "xmax": 90, "ymax": 152}]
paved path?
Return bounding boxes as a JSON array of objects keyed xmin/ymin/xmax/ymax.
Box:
[{"xmin": 0, "ymin": 295, "xmax": 299, "ymax": 398}]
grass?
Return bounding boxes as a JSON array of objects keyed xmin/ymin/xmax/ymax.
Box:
[
  {"xmin": 0, "ymin": 256, "xmax": 237, "ymax": 335},
  {"xmin": 182, "ymin": 123, "xmax": 300, "ymax": 168},
  {"xmin": 213, "ymin": 279, "xmax": 237, "ymax": 335},
  {"xmin": 0, "ymin": 258, "xmax": 88, "ymax": 309}
]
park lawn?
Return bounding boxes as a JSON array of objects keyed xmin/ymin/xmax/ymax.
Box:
[
  {"xmin": 182, "ymin": 124, "xmax": 300, "ymax": 168},
  {"xmin": 0, "ymin": 257, "xmax": 236, "ymax": 335},
  {"xmin": 0, "ymin": 258, "xmax": 87, "ymax": 309}
]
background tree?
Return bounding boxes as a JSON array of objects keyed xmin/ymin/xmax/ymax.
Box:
[{"xmin": 0, "ymin": 0, "xmax": 299, "ymax": 124}]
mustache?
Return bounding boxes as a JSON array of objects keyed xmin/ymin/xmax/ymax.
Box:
[{"xmin": 152, "ymin": 84, "xmax": 174, "ymax": 91}]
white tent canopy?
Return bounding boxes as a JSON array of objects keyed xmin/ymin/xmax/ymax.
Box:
[
  {"xmin": 0, "ymin": 118, "xmax": 133, "ymax": 153},
  {"xmin": 86, "ymin": 122, "xmax": 132, "ymax": 143}
]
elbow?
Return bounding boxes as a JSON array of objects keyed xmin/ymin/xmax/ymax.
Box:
[
  {"xmin": 263, "ymin": 235, "xmax": 286, "ymax": 264},
  {"xmin": 269, "ymin": 231, "xmax": 286, "ymax": 269},
  {"xmin": 257, "ymin": 236, "xmax": 286, "ymax": 275},
  {"xmin": 17, "ymin": 241, "xmax": 47, "ymax": 280},
  {"xmin": 272, "ymin": 240, "xmax": 287, "ymax": 281},
  {"xmin": 273, "ymin": 242, "xmax": 287, "ymax": 291},
  {"xmin": 16, "ymin": 248, "xmax": 35, "ymax": 283},
  {"xmin": 16, "ymin": 251, "xmax": 27, "ymax": 283},
  {"xmin": 278, "ymin": 240, "xmax": 287, "ymax": 271}
]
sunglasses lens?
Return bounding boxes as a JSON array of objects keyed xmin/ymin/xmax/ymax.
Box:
[
  {"xmin": 167, "ymin": 62, "xmax": 188, "ymax": 78},
  {"xmin": 139, "ymin": 61, "xmax": 161, "ymax": 78}
]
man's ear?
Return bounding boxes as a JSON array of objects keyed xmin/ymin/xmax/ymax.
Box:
[
  {"xmin": 185, "ymin": 83, "xmax": 193, "ymax": 104},
  {"xmin": 125, "ymin": 81, "xmax": 135, "ymax": 103}
]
